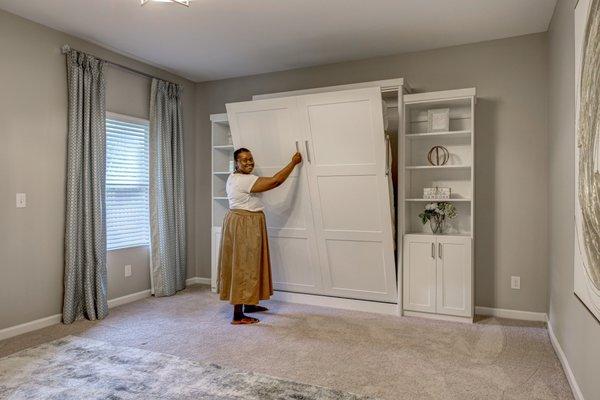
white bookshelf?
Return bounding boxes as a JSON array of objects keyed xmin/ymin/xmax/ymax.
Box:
[
  {"xmin": 401, "ymin": 88, "xmax": 476, "ymax": 236},
  {"xmin": 400, "ymin": 88, "xmax": 476, "ymax": 322},
  {"xmin": 210, "ymin": 113, "xmax": 232, "ymax": 292}
]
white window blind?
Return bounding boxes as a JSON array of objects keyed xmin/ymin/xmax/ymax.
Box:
[{"xmin": 106, "ymin": 114, "xmax": 150, "ymax": 250}]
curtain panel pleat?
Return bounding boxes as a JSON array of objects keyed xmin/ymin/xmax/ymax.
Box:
[
  {"xmin": 149, "ymin": 78, "xmax": 186, "ymax": 297},
  {"xmin": 62, "ymin": 50, "xmax": 109, "ymax": 324}
]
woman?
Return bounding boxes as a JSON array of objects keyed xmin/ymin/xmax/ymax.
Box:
[{"xmin": 218, "ymin": 147, "xmax": 302, "ymax": 324}]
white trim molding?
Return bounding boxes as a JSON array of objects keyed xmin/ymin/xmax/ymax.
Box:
[
  {"xmin": 186, "ymin": 277, "xmax": 211, "ymax": 286},
  {"xmin": 107, "ymin": 290, "xmax": 151, "ymax": 309},
  {"xmin": 270, "ymin": 291, "xmax": 399, "ymax": 316},
  {"xmin": 547, "ymin": 321, "xmax": 585, "ymax": 400},
  {"xmin": 475, "ymin": 306, "xmax": 548, "ymax": 322},
  {"xmin": 252, "ymin": 77, "xmax": 409, "ymax": 100},
  {"xmin": 0, "ymin": 289, "xmax": 153, "ymax": 342},
  {"xmin": 0, "ymin": 314, "xmax": 62, "ymax": 342}
]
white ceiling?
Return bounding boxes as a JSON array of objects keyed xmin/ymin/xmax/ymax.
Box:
[{"xmin": 0, "ymin": 0, "xmax": 557, "ymax": 82}]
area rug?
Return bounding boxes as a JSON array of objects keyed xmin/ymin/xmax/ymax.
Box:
[{"xmin": 0, "ymin": 336, "xmax": 373, "ymax": 399}]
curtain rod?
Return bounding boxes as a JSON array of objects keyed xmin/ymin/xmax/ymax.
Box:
[{"xmin": 61, "ymin": 44, "xmax": 177, "ymax": 86}]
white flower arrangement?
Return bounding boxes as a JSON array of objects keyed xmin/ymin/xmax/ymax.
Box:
[{"xmin": 419, "ymin": 202, "xmax": 457, "ymax": 233}]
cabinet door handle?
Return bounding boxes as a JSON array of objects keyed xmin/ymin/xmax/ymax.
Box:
[
  {"xmin": 295, "ymin": 140, "xmax": 300, "ymax": 153},
  {"xmin": 438, "ymin": 243, "xmax": 442, "ymax": 259},
  {"xmin": 431, "ymin": 242, "xmax": 435, "ymax": 259},
  {"xmin": 385, "ymin": 134, "xmax": 390, "ymax": 176},
  {"xmin": 304, "ymin": 140, "xmax": 312, "ymax": 163}
]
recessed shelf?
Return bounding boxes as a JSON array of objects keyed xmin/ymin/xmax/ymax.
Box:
[
  {"xmin": 213, "ymin": 197, "xmax": 228, "ymax": 200},
  {"xmin": 405, "ymin": 198, "xmax": 471, "ymax": 202},
  {"xmin": 213, "ymin": 145, "xmax": 234, "ymax": 150},
  {"xmin": 406, "ymin": 130, "xmax": 471, "ymax": 139},
  {"xmin": 213, "ymin": 171, "xmax": 231, "ymax": 175},
  {"xmin": 405, "ymin": 165, "xmax": 471, "ymax": 170}
]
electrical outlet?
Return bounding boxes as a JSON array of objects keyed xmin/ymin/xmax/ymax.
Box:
[
  {"xmin": 125, "ymin": 264, "xmax": 132, "ymax": 278},
  {"xmin": 16, "ymin": 193, "xmax": 26, "ymax": 208},
  {"xmin": 511, "ymin": 276, "xmax": 520, "ymax": 290}
]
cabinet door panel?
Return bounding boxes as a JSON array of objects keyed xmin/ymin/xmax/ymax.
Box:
[
  {"xmin": 211, "ymin": 228, "xmax": 222, "ymax": 293},
  {"xmin": 226, "ymin": 98, "xmax": 322, "ymax": 294},
  {"xmin": 297, "ymin": 87, "xmax": 397, "ymax": 302},
  {"xmin": 436, "ymin": 236, "xmax": 472, "ymax": 317},
  {"xmin": 403, "ymin": 236, "xmax": 437, "ymax": 313}
]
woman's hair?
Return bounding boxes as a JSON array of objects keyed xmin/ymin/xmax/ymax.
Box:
[{"xmin": 233, "ymin": 147, "xmax": 250, "ymax": 162}]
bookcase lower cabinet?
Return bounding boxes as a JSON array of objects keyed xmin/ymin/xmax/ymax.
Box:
[
  {"xmin": 211, "ymin": 227, "xmax": 222, "ymax": 293},
  {"xmin": 403, "ymin": 234, "xmax": 473, "ymax": 320}
]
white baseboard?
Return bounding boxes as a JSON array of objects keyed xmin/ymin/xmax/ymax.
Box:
[
  {"xmin": 547, "ymin": 321, "xmax": 584, "ymax": 400},
  {"xmin": 404, "ymin": 310, "xmax": 473, "ymax": 324},
  {"xmin": 107, "ymin": 289, "xmax": 151, "ymax": 309},
  {"xmin": 475, "ymin": 306, "xmax": 548, "ymax": 322},
  {"xmin": 0, "ymin": 289, "xmax": 152, "ymax": 342},
  {"xmin": 270, "ymin": 291, "xmax": 399, "ymax": 316},
  {"xmin": 186, "ymin": 277, "xmax": 211, "ymax": 286},
  {"xmin": 0, "ymin": 314, "xmax": 62, "ymax": 342}
]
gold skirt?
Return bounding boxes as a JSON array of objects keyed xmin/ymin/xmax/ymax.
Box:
[{"xmin": 218, "ymin": 209, "xmax": 273, "ymax": 305}]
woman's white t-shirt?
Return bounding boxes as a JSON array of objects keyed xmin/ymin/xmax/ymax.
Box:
[{"xmin": 226, "ymin": 173, "xmax": 264, "ymax": 212}]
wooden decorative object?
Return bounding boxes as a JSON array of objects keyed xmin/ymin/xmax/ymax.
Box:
[
  {"xmin": 423, "ymin": 187, "xmax": 451, "ymax": 200},
  {"xmin": 427, "ymin": 146, "xmax": 449, "ymax": 166}
]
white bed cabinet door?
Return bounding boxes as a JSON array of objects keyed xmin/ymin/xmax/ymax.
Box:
[
  {"xmin": 403, "ymin": 235, "xmax": 437, "ymax": 313},
  {"xmin": 296, "ymin": 87, "xmax": 397, "ymax": 302},
  {"xmin": 226, "ymin": 98, "xmax": 323, "ymax": 294},
  {"xmin": 436, "ymin": 236, "xmax": 472, "ymax": 317}
]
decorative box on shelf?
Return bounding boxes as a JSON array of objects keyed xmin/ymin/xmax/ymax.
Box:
[
  {"xmin": 423, "ymin": 187, "xmax": 451, "ymax": 200},
  {"xmin": 427, "ymin": 108, "xmax": 450, "ymax": 132}
]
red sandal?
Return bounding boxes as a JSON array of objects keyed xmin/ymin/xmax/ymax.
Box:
[{"xmin": 231, "ymin": 316, "xmax": 260, "ymax": 325}]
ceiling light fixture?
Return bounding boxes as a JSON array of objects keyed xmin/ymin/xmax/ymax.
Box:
[{"xmin": 140, "ymin": 0, "xmax": 190, "ymax": 7}]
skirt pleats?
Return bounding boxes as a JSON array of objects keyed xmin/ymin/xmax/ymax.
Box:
[{"xmin": 218, "ymin": 209, "xmax": 273, "ymax": 305}]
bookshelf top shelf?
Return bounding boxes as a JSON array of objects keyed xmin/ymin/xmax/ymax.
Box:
[
  {"xmin": 404, "ymin": 88, "xmax": 476, "ymax": 105},
  {"xmin": 406, "ymin": 130, "xmax": 471, "ymax": 139},
  {"xmin": 210, "ymin": 113, "xmax": 229, "ymax": 124}
]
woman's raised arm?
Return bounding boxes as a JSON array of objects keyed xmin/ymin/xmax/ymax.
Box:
[{"xmin": 250, "ymin": 152, "xmax": 302, "ymax": 193}]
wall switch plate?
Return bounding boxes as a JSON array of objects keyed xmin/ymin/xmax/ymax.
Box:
[
  {"xmin": 16, "ymin": 193, "xmax": 26, "ymax": 208},
  {"xmin": 511, "ymin": 276, "xmax": 520, "ymax": 290},
  {"xmin": 125, "ymin": 264, "xmax": 132, "ymax": 277}
]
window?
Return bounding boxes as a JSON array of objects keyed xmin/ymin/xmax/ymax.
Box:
[{"xmin": 106, "ymin": 113, "xmax": 150, "ymax": 250}]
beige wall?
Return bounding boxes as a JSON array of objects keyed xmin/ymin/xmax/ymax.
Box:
[
  {"xmin": 196, "ymin": 33, "xmax": 549, "ymax": 313},
  {"xmin": 0, "ymin": 9, "xmax": 196, "ymax": 329},
  {"xmin": 548, "ymin": 0, "xmax": 600, "ymax": 398}
]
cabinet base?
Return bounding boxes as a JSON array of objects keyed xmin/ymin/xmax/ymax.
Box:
[{"xmin": 271, "ymin": 291, "xmax": 400, "ymax": 316}]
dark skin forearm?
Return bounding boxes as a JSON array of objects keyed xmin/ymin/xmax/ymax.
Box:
[{"xmin": 251, "ymin": 153, "xmax": 302, "ymax": 193}]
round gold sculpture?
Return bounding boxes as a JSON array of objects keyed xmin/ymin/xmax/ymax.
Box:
[{"xmin": 427, "ymin": 146, "xmax": 449, "ymax": 166}]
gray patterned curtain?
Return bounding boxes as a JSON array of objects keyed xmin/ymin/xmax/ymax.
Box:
[
  {"xmin": 62, "ymin": 50, "xmax": 108, "ymax": 324},
  {"xmin": 149, "ymin": 78, "xmax": 186, "ymax": 297}
]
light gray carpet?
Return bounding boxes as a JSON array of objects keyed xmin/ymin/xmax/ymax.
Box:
[
  {"xmin": 0, "ymin": 285, "xmax": 573, "ymax": 399},
  {"xmin": 0, "ymin": 335, "xmax": 372, "ymax": 400}
]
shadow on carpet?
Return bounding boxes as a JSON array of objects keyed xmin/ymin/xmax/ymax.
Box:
[{"xmin": 0, "ymin": 336, "xmax": 375, "ymax": 399}]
